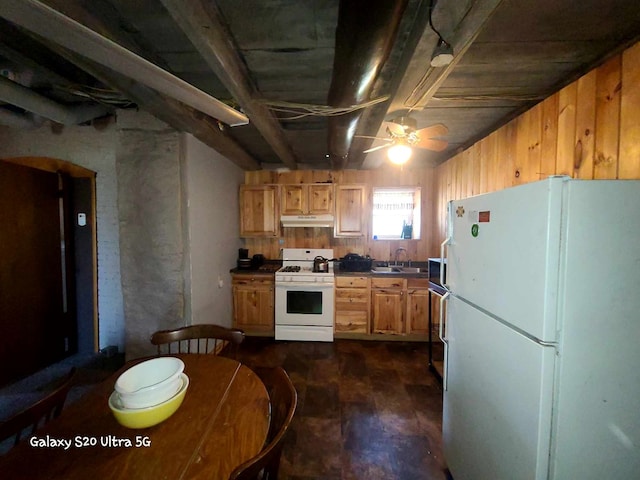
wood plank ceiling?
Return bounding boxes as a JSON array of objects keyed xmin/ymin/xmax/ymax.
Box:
[{"xmin": 0, "ymin": 0, "xmax": 639, "ymax": 171}]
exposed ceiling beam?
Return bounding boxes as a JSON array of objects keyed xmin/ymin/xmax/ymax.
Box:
[
  {"xmin": 160, "ymin": 0, "xmax": 299, "ymax": 170},
  {"xmin": 0, "ymin": 75, "xmax": 110, "ymax": 125},
  {"xmin": 0, "ymin": 42, "xmax": 72, "ymax": 88},
  {"xmin": 0, "ymin": 0, "xmax": 248, "ymax": 126},
  {"xmin": 349, "ymin": 0, "xmax": 435, "ymax": 169},
  {"xmin": 67, "ymin": 54, "xmax": 262, "ymax": 171},
  {"xmin": 22, "ymin": 2, "xmax": 261, "ymax": 170},
  {"xmin": 326, "ymin": 0, "xmax": 408, "ymax": 170},
  {"xmin": 400, "ymin": 0, "xmax": 505, "ymax": 111}
]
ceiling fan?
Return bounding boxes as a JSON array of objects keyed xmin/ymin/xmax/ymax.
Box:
[{"xmin": 358, "ymin": 116, "xmax": 449, "ymax": 157}]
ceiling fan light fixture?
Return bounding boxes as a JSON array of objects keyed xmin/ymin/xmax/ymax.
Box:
[
  {"xmin": 388, "ymin": 144, "xmax": 412, "ymax": 165},
  {"xmin": 431, "ymin": 38, "xmax": 454, "ymax": 68}
]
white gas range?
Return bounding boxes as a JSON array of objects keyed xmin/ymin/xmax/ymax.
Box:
[{"xmin": 275, "ymin": 248, "xmax": 335, "ymax": 342}]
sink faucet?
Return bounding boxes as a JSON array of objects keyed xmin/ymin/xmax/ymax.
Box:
[{"xmin": 394, "ymin": 247, "xmax": 407, "ymax": 266}]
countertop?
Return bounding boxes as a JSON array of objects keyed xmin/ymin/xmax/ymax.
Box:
[
  {"xmin": 335, "ymin": 262, "xmax": 431, "ymax": 278},
  {"xmin": 230, "ymin": 262, "xmax": 433, "ymax": 278},
  {"xmin": 230, "ymin": 261, "xmax": 281, "ymax": 275}
]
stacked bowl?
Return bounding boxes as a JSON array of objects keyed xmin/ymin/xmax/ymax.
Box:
[{"xmin": 109, "ymin": 357, "xmax": 189, "ymax": 428}]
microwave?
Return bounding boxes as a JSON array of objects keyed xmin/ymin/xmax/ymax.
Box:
[{"xmin": 428, "ymin": 258, "xmax": 446, "ymax": 286}]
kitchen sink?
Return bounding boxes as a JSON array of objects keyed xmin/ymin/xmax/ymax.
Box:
[
  {"xmin": 370, "ymin": 266, "xmax": 424, "ymax": 274},
  {"xmin": 398, "ymin": 267, "xmax": 423, "ymax": 273},
  {"xmin": 371, "ymin": 266, "xmax": 397, "ymax": 272}
]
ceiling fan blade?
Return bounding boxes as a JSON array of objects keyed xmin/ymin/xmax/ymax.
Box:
[
  {"xmin": 382, "ymin": 121, "xmax": 406, "ymax": 136},
  {"xmin": 355, "ymin": 135, "xmax": 391, "ymax": 141},
  {"xmin": 415, "ymin": 123, "xmax": 449, "ymax": 138},
  {"xmin": 414, "ymin": 138, "xmax": 449, "ymax": 152},
  {"xmin": 363, "ymin": 144, "xmax": 391, "ymax": 154}
]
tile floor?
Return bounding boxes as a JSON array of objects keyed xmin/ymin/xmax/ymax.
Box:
[{"xmin": 236, "ymin": 338, "xmax": 447, "ymax": 480}]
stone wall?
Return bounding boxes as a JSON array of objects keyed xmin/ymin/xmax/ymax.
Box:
[{"xmin": 116, "ymin": 112, "xmax": 185, "ymax": 359}]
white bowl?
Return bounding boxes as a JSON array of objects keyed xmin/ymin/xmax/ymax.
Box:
[
  {"xmin": 115, "ymin": 357, "xmax": 184, "ymax": 409},
  {"xmin": 110, "ymin": 373, "xmax": 189, "ymax": 429}
]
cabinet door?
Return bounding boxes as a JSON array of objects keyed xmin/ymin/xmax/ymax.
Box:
[
  {"xmin": 371, "ymin": 289, "xmax": 404, "ymax": 334},
  {"xmin": 334, "ymin": 184, "xmax": 366, "ymax": 237},
  {"xmin": 281, "ymin": 185, "xmax": 305, "ymax": 215},
  {"xmin": 407, "ymin": 288, "xmax": 429, "ymax": 334},
  {"xmin": 308, "ymin": 184, "xmax": 334, "ymax": 214},
  {"xmin": 281, "ymin": 184, "xmax": 334, "ymax": 215},
  {"xmin": 239, "ymin": 185, "xmax": 279, "ymax": 237},
  {"xmin": 335, "ymin": 287, "xmax": 369, "ymax": 333},
  {"xmin": 232, "ymin": 285, "xmax": 274, "ymax": 333}
]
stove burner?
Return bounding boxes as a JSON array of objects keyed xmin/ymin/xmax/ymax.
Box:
[{"xmin": 281, "ymin": 266, "xmax": 301, "ymax": 272}]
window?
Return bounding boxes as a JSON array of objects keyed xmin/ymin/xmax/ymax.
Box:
[{"xmin": 372, "ymin": 187, "xmax": 421, "ymax": 240}]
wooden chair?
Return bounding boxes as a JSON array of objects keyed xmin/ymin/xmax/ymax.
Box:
[
  {"xmin": 0, "ymin": 367, "xmax": 76, "ymax": 449},
  {"xmin": 150, "ymin": 324, "xmax": 245, "ymax": 358},
  {"xmin": 228, "ymin": 366, "xmax": 297, "ymax": 480}
]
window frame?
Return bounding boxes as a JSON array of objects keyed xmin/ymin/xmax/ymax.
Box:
[{"xmin": 371, "ymin": 186, "xmax": 421, "ymax": 241}]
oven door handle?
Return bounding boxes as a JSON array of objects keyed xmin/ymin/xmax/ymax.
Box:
[{"xmin": 275, "ymin": 282, "xmax": 335, "ymax": 289}]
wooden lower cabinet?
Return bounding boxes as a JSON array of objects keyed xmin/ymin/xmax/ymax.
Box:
[
  {"xmin": 371, "ymin": 277, "xmax": 406, "ymax": 334},
  {"xmin": 370, "ymin": 277, "xmax": 430, "ymax": 335},
  {"xmin": 334, "ymin": 276, "xmax": 370, "ymax": 334},
  {"xmin": 232, "ymin": 274, "xmax": 274, "ymax": 335},
  {"xmin": 406, "ymin": 278, "xmax": 430, "ymax": 334}
]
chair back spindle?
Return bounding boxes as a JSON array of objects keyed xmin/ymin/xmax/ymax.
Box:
[{"xmin": 150, "ymin": 324, "xmax": 245, "ymax": 358}]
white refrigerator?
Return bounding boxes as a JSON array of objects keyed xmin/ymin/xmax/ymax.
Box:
[{"xmin": 441, "ymin": 176, "xmax": 640, "ymax": 480}]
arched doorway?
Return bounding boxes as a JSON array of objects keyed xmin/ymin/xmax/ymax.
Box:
[{"xmin": 0, "ymin": 157, "xmax": 97, "ymax": 386}]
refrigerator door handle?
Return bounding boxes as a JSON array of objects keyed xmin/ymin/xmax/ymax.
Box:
[
  {"xmin": 440, "ymin": 236, "xmax": 451, "ymax": 289},
  {"xmin": 439, "ymin": 291, "xmax": 450, "ymax": 390}
]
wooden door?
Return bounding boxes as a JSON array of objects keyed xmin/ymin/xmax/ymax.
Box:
[
  {"xmin": 239, "ymin": 185, "xmax": 280, "ymax": 237},
  {"xmin": 0, "ymin": 161, "xmax": 69, "ymax": 385},
  {"xmin": 334, "ymin": 184, "xmax": 366, "ymax": 237},
  {"xmin": 232, "ymin": 275, "xmax": 274, "ymax": 334},
  {"xmin": 371, "ymin": 289, "xmax": 404, "ymax": 334},
  {"xmin": 406, "ymin": 288, "xmax": 429, "ymax": 334},
  {"xmin": 308, "ymin": 184, "xmax": 333, "ymax": 214},
  {"xmin": 280, "ymin": 185, "xmax": 305, "ymax": 215}
]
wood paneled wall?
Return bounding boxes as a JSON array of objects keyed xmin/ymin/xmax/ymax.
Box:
[
  {"xmin": 243, "ymin": 167, "xmax": 435, "ymax": 262},
  {"xmin": 432, "ymin": 41, "xmax": 640, "ymax": 255}
]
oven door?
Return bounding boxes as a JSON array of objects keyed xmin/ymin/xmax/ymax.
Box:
[{"xmin": 275, "ymin": 282, "xmax": 334, "ymax": 327}]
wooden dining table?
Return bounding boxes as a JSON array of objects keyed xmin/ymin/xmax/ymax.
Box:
[{"xmin": 0, "ymin": 354, "xmax": 270, "ymax": 480}]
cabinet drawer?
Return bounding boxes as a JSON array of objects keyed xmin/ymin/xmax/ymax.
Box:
[
  {"xmin": 407, "ymin": 277, "xmax": 430, "ymax": 289},
  {"xmin": 335, "ymin": 276, "xmax": 369, "ymax": 288},
  {"xmin": 371, "ymin": 277, "xmax": 406, "ymax": 289},
  {"xmin": 232, "ymin": 275, "xmax": 273, "ymax": 286},
  {"xmin": 335, "ymin": 311, "xmax": 368, "ymax": 333},
  {"xmin": 335, "ymin": 288, "xmax": 369, "ymax": 305}
]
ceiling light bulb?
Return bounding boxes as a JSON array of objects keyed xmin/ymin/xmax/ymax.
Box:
[
  {"xmin": 430, "ymin": 39, "xmax": 454, "ymax": 68},
  {"xmin": 388, "ymin": 144, "xmax": 412, "ymax": 165}
]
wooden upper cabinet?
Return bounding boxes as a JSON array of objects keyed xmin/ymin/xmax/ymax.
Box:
[
  {"xmin": 281, "ymin": 184, "xmax": 334, "ymax": 215},
  {"xmin": 239, "ymin": 185, "xmax": 280, "ymax": 237},
  {"xmin": 334, "ymin": 184, "xmax": 366, "ymax": 237}
]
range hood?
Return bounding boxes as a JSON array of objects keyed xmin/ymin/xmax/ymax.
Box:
[{"xmin": 281, "ymin": 214, "xmax": 334, "ymax": 228}]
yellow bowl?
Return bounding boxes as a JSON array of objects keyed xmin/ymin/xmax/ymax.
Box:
[{"xmin": 109, "ymin": 373, "xmax": 189, "ymax": 429}]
